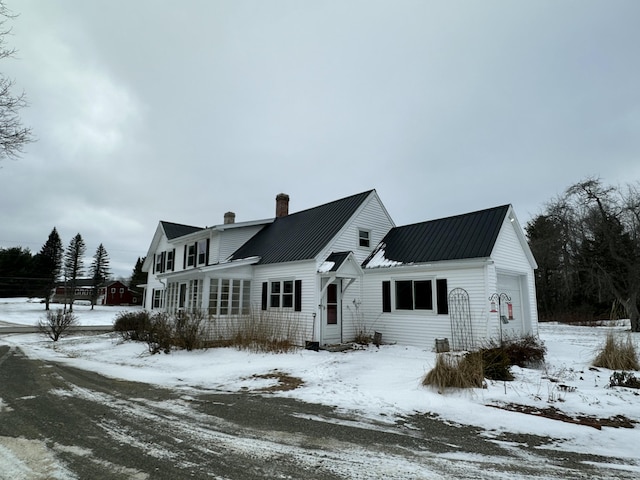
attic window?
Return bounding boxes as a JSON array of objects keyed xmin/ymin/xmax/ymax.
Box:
[{"xmin": 358, "ymin": 229, "xmax": 370, "ymax": 248}]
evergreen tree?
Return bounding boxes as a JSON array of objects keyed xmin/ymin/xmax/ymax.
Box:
[
  {"xmin": 0, "ymin": 246, "xmax": 35, "ymax": 297},
  {"xmin": 34, "ymin": 227, "xmax": 63, "ymax": 310},
  {"xmin": 89, "ymin": 243, "xmax": 110, "ymax": 310},
  {"xmin": 129, "ymin": 256, "xmax": 146, "ymax": 290},
  {"xmin": 64, "ymin": 233, "xmax": 86, "ymax": 313}
]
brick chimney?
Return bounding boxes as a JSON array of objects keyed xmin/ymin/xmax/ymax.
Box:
[
  {"xmin": 224, "ymin": 211, "xmax": 235, "ymax": 224},
  {"xmin": 275, "ymin": 193, "xmax": 289, "ymax": 218}
]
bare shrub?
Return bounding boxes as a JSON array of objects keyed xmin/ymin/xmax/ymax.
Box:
[
  {"xmin": 423, "ymin": 353, "xmax": 484, "ymax": 391},
  {"xmin": 593, "ymin": 333, "xmax": 639, "ymax": 371},
  {"xmin": 174, "ymin": 310, "xmax": 206, "ymax": 351},
  {"xmin": 347, "ymin": 299, "xmax": 378, "ymax": 345},
  {"xmin": 609, "ymin": 371, "xmax": 640, "ymax": 389},
  {"xmin": 146, "ymin": 313, "xmax": 174, "ymax": 354},
  {"xmin": 38, "ymin": 309, "xmax": 77, "ymax": 341},
  {"xmin": 477, "ymin": 347, "xmax": 514, "ymax": 381},
  {"xmin": 113, "ymin": 310, "xmax": 151, "ymax": 341},
  {"xmin": 502, "ymin": 334, "xmax": 546, "ymax": 368}
]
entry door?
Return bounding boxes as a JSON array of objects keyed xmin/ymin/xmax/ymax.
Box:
[
  {"xmin": 178, "ymin": 283, "xmax": 187, "ymax": 310},
  {"xmin": 323, "ymin": 282, "xmax": 341, "ymax": 344}
]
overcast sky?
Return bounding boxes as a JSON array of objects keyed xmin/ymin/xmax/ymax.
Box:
[{"xmin": 1, "ymin": 0, "xmax": 639, "ymax": 279}]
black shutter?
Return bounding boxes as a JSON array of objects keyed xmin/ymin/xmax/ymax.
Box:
[
  {"xmin": 171, "ymin": 249, "xmax": 176, "ymax": 271},
  {"xmin": 205, "ymin": 238, "xmax": 210, "ymax": 265},
  {"xmin": 183, "ymin": 246, "xmax": 187, "ymax": 269},
  {"xmin": 382, "ymin": 281, "xmax": 391, "ymax": 312},
  {"xmin": 261, "ymin": 282, "xmax": 268, "ymax": 310},
  {"xmin": 294, "ymin": 279, "xmax": 302, "ymax": 312},
  {"xmin": 152, "ymin": 254, "xmax": 156, "ymax": 274},
  {"xmin": 436, "ymin": 279, "xmax": 449, "ymax": 315}
]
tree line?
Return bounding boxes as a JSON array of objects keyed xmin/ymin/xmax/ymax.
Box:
[
  {"xmin": 526, "ymin": 177, "xmax": 640, "ymax": 332},
  {"xmin": 0, "ymin": 228, "xmax": 113, "ymax": 311}
]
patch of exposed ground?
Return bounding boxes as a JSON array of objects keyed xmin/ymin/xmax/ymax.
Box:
[{"xmin": 490, "ymin": 403, "xmax": 637, "ymax": 430}]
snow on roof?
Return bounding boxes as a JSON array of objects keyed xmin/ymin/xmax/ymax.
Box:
[
  {"xmin": 363, "ymin": 244, "xmax": 403, "ymax": 269},
  {"xmin": 318, "ymin": 261, "xmax": 335, "ymax": 273}
]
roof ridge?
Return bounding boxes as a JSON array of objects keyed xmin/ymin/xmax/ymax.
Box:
[
  {"xmin": 285, "ymin": 189, "xmax": 375, "ymax": 217},
  {"xmin": 396, "ymin": 204, "xmax": 510, "ymax": 229}
]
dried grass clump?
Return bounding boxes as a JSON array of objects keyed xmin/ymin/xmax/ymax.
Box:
[
  {"xmin": 205, "ymin": 310, "xmax": 302, "ymax": 353},
  {"xmin": 593, "ymin": 333, "xmax": 639, "ymax": 371},
  {"xmin": 422, "ymin": 353, "xmax": 485, "ymax": 391}
]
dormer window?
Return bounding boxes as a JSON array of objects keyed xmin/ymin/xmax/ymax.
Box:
[{"xmin": 358, "ymin": 229, "xmax": 370, "ymax": 248}]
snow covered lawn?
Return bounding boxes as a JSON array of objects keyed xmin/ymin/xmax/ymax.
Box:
[{"xmin": 2, "ymin": 298, "xmax": 640, "ymax": 469}]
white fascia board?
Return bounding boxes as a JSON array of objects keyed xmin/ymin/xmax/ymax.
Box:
[
  {"xmin": 157, "ymin": 256, "xmax": 261, "ymax": 280},
  {"xmin": 363, "ymin": 257, "xmax": 491, "ymax": 275},
  {"xmin": 141, "ymin": 223, "xmax": 166, "ymax": 272},
  {"xmin": 199, "ymin": 256, "xmax": 261, "ymax": 273},
  {"xmin": 506, "ymin": 206, "xmax": 538, "ymax": 270},
  {"xmin": 214, "ymin": 218, "xmax": 274, "ymax": 232}
]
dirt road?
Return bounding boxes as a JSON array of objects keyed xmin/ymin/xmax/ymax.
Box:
[{"xmin": 0, "ymin": 345, "xmax": 635, "ymax": 479}]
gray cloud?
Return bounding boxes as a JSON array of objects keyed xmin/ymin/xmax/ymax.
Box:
[{"xmin": 1, "ymin": 0, "xmax": 639, "ymax": 278}]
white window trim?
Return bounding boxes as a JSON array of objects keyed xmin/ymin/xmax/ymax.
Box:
[
  {"xmin": 269, "ymin": 279, "xmax": 295, "ymax": 309},
  {"xmin": 392, "ymin": 277, "xmax": 436, "ymax": 313}
]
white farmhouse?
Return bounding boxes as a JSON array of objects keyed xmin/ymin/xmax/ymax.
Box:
[{"xmin": 141, "ymin": 190, "xmax": 538, "ymax": 350}]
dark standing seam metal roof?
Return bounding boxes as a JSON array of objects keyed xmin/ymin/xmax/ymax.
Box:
[
  {"xmin": 229, "ymin": 190, "xmax": 374, "ymax": 265},
  {"xmin": 362, "ymin": 205, "xmax": 510, "ymax": 267},
  {"xmin": 161, "ymin": 221, "xmax": 203, "ymax": 240},
  {"xmin": 323, "ymin": 251, "xmax": 352, "ymax": 272}
]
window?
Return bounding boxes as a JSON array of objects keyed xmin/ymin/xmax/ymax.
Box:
[
  {"xmin": 385, "ymin": 278, "xmax": 449, "ymax": 313},
  {"xmin": 166, "ymin": 282, "xmax": 179, "ymax": 312},
  {"xmin": 152, "ymin": 289, "xmax": 164, "ymax": 309},
  {"xmin": 270, "ymin": 280, "xmax": 293, "ymax": 308},
  {"xmin": 186, "ymin": 244, "xmax": 196, "ymax": 267},
  {"xmin": 358, "ymin": 229, "xmax": 370, "ymax": 248},
  {"xmin": 395, "ymin": 280, "xmax": 433, "ymax": 311},
  {"xmin": 270, "ymin": 281, "xmax": 281, "ymax": 308},
  {"xmin": 120, "ymin": 288, "xmax": 125, "ymax": 294},
  {"xmin": 155, "ymin": 253, "xmax": 164, "ymax": 273},
  {"xmin": 326, "ymin": 283, "xmax": 337, "ymax": 324},
  {"xmin": 208, "ymin": 278, "xmax": 252, "ymax": 316},
  {"xmin": 111, "ymin": 288, "xmax": 116, "ymax": 294},
  {"xmin": 197, "ymin": 239, "xmax": 208, "ymax": 266},
  {"xmin": 187, "ymin": 279, "xmax": 202, "ymax": 311},
  {"xmin": 166, "ymin": 250, "xmax": 174, "ymax": 271},
  {"xmin": 263, "ymin": 280, "xmax": 302, "ymax": 311}
]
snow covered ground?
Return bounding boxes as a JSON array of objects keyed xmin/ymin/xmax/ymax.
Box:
[{"xmin": 2, "ymin": 297, "xmax": 640, "ymax": 477}]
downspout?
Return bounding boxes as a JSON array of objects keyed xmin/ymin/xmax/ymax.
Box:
[{"xmin": 158, "ymin": 277, "xmax": 167, "ymax": 311}]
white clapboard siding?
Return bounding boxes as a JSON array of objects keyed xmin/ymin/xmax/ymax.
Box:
[
  {"xmin": 251, "ymin": 260, "xmax": 318, "ymax": 344},
  {"xmin": 217, "ymin": 225, "xmax": 265, "ymax": 262},
  {"xmin": 361, "ymin": 262, "xmax": 489, "ymax": 349},
  {"xmin": 491, "ymin": 212, "xmax": 538, "ymax": 335},
  {"xmin": 318, "ymin": 191, "xmax": 395, "ymax": 265}
]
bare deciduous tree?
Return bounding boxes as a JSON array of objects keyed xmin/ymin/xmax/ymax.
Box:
[
  {"xmin": 0, "ymin": 2, "xmax": 34, "ymax": 161},
  {"xmin": 38, "ymin": 309, "xmax": 77, "ymax": 341}
]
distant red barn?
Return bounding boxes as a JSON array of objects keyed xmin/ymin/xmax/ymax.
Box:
[{"xmin": 99, "ymin": 281, "xmax": 143, "ymax": 306}]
